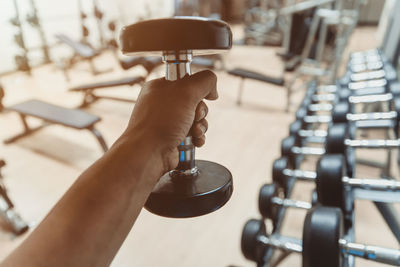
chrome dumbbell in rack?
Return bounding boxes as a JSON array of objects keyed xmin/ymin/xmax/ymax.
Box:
[
  {"xmin": 258, "ymin": 183, "xmax": 314, "ymax": 225},
  {"xmin": 242, "ymin": 207, "xmax": 400, "ymax": 267},
  {"xmin": 269, "ymin": 152, "xmax": 400, "ymax": 241}
]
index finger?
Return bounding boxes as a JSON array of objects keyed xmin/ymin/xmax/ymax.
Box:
[{"xmin": 184, "ymin": 70, "xmax": 218, "ymax": 101}]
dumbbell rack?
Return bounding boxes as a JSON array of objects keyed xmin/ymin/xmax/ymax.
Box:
[{"xmin": 242, "ymin": 48, "xmax": 400, "ymax": 266}]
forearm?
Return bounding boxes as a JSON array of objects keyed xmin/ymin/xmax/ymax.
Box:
[{"xmin": 1, "ymin": 132, "xmax": 164, "ymax": 267}]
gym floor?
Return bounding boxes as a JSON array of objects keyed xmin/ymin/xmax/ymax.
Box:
[{"xmin": 0, "ymin": 25, "xmax": 398, "ymax": 266}]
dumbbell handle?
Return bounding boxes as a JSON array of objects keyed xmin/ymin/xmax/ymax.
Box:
[
  {"xmin": 308, "ymin": 103, "xmax": 332, "ymax": 112},
  {"xmin": 344, "ymin": 138, "xmax": 400, "ymax": 149},
  {"xmin": 163, "ymin": 52, "xmax": 196, "ymax": 175},
  {"xmin": 298, "ymin": 129, "xmax": 327, "ymax": 138},
  {"xmin": 348, "ymin": 93, "xmax": 392, "ymax": 104},
  {"xmin": 349, "ymin": 78, "xmax": 387, "ymax": 90},
  {"xmin": 351, "ymin": 61, "xmax": 383, "ymax": 72},
  {"xmin": 311, "ymin": 91, "xmax": 391, "ymax": 104},
  {"xmin": 312, "ymin": 93, "xmax": 336, "ymax": 102},
  {"xmin": 342, "ymin": 177, "xmax": 400, "ymax": 191},
  {"xmin": 339, "ymin": 239, "xmax": 400, "ymax": 265},
  {"xmin": 347, "ymin": 111, "xmax": 397, "ymax": 121},
  {"xmin": 271, "ymin": 196, "xmax": 312, "ymax": 210},
  {"xmin": 303, "ymin": 115, "xmax": 331, "ymax": 124},
  {"xmin": 350, "ymin": 69, "xmax": 385, "ymax": 82},
  {"xmin": 282, "ymin": 168, "xmax": 317, "ymax": 181},
  {"xmin": 316, "ymin": 85, "xmax": 337, "ymax": 93},
  {"xmin": 258, "ymin": 235, "xmax": 303, "ymax": 254},
  {"xmin": 305, "ymin": 111, "xmax": 397, "ymax": 125},
  {"xmin": 291, "ymin": 146, "xmax": 326, "ymax": 156},
  {"xmin": 259, "ymin": 234, "xmax": 400, "ymax": 265}
]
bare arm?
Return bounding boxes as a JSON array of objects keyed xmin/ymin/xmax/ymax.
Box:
[{"xmin": 1, "ymin": 70, "xmax": 217, "ymax": 267}]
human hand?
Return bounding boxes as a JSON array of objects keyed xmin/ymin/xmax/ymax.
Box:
[{"xmin": 121, "ymin": 70, "xmax": 218, "ymax": 173}]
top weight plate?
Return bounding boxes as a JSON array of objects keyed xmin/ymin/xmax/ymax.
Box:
[{"xmin": 120, "ymin": 16, "xmax": 232, "ymax": 56}]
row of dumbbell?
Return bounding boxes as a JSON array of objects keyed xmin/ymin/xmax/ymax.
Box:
[
  {"xmin": 242, "ymin": 206, "xmax": 400, "ymax": 267},
  {"xmin": 241, "ymin": 49, "xmax": 400, "ymax": 266}
]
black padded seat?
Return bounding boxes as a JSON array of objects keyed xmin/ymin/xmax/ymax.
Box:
[
  {"xmin": 192, "ymin": 57, "xmax": 215, "ymax": 68},
  {"xmin": 70, "ymin": 76, "xmax": 145, "ymax": 92},
  {"xmin": 6, "ymin": 100, "xmax": 107, "ymax": 152},
  {"xmin": 9, "ymin": 100, "xmax": 100, "ymax": 129},
  {"xmin": 228, "ymin": 68, "xmax": 285, "ymax": 86},
  {"xmin": 120, "ymin": 17, "xmax": 232, "ymax": 55},
  {"xmin": 55, "ymin": 34, "xmax": 98, "ymax": 58}
]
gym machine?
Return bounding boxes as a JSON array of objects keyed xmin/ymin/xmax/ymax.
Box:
[{"xmin": 0, "ymin": 160, "xmax": 29, "ymax": 235}]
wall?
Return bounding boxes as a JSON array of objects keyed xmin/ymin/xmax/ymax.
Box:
[{"xmin": 0, "ymin": 0, "xmax": 174, "ymax": 74}]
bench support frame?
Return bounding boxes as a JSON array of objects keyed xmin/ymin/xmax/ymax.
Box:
[{"xmin": 4, "ymin": 113, "xmax": 108, "ymax": 153}]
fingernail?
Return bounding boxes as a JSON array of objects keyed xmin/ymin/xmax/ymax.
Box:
[
  {"xmin": 201, "ymin": 109, "xmax": 206, "ymax": 118},
  {"xmin": 199, "ymin": 124, "xmax": 206, "ymax": 134}
]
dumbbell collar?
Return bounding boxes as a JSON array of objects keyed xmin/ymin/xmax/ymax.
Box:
[{"xmin": 162, "ymin": 51, "xmax": 192, "ymax": 81}]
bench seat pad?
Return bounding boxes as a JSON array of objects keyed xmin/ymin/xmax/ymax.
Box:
[{"xmin": 9, "ymin": 100, "xmax": 100, "ymax": 129}]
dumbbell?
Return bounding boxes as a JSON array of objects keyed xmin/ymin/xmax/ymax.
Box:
[
  {"xmin": 340, "ymin": 59, "xmax": 397, "ymax": 84},
  {"xmin": 316, "ymin": 154, "xmax": 400, "ymax": 208},
  {"xmin": 303, "ymin": 80, "xmax": 400, "ymax": 113},
  {"xmin": 307, "ymin": 80, "xmax": 399, "ymax": 107},
  {"xmin": 326, "ymin": 122, "xmax": 400, "ymax": 156},
  {"xmin": 258, "ymin": 183, "xmax": 314, "ymax": 223},
  {"xmin": 241, "ymin": 207, "xmax": 400, "ymax": 266},
  {"xmin": 296, "ymin": 97, "xmax": 400, "ymax": 130},
  {"xmin": 272, "ymin": 153, "xmax": 400, "ymax": 208},
  {"xmin": 120, "ymin": 17, "xmax": 233, "ymax": 218}
]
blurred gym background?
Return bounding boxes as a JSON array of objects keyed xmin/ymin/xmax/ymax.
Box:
[{"xmin": 0, "ymin": 0, "xmax": 399, "ymax": 267}]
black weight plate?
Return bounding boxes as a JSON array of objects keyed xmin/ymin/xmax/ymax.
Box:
[
  {"xmin": 390, "ymin": 82, "xmax": 400, "ymax": 96},
  {"xmin": 258, "ymin": 184, "xmax": 279, "ymax": 221},
  {"xmin": 281, "ymin": 136, "xmax": 296, "ymax": 158},
  {"xmin": 303, "ymin": 206, "xmax": 343, "ymax": 267},
  {"xmin": 241, "ymin": 219, "xmax": 267, "ymax": 263},
  {"xmin": 337, "ymin": 88, "xmax": 351, "ymax": 102},
  {"xmin": 145, "ymin": 160, "xmax": 233, "ymax": 218},
  {"xmin": 296, "ymin": 107, "xmax": 308, "ymax": 121},
  {"xmin": 332, "ymin": 102, "xmax": 350, "ymax": 123},
  {"xmin": 316, "ymin": 154, "xmax": 346, "ymax": 208},
  {"xmin": 326, "ymin": 123, "xmax": 347, "ymax": 154},
  {"xmin": 272, "ymin": 157, "xmax": 289, "ymax": 188},
  {"xmin": 289, "ymin": 120, "xmax": 302, "ymax": 138},
  {"xmin": 120, "ymin": 17, "xmax": 232, "ymax": 56}
]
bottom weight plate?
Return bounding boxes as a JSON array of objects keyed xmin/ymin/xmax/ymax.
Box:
[{"xmin": 145, "ymin": 160, "xmax": 233, "ymax": 218}]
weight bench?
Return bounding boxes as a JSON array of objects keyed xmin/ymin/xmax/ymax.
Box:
[
  {"xmin": 4, "ymin": 99, "xmax": 108, "ymax": 152},
  {"xmin": 120, "ymin": 56, "xmax": 163, "ymax": 75},
  {"xmin": 55, "ymin": 34, "xmax": 109, "ymax": 80},
  {"xmin": 227, "ymin": 68, "xmax": 285, "ymax": 105},
  {"xmin": 69, "ymin": 76, "xmax": 145, "ymax": 107}
]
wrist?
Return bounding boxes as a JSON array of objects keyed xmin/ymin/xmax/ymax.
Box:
[{"xmin": 112, "ymin": 128, "xmax": 176, "ymax": 179}]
